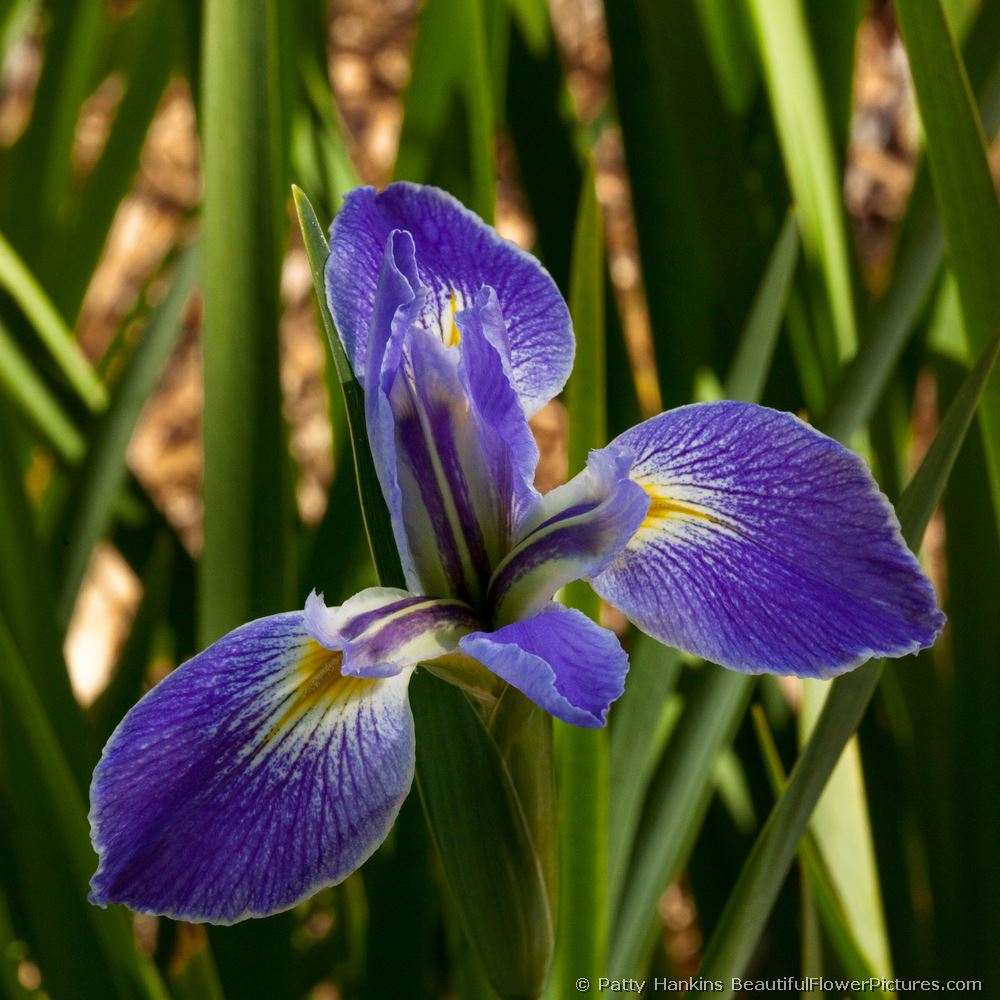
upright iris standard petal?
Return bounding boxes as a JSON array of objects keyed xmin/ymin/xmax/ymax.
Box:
[
  {"xmin": 361, "ymin": 229, "xmax": 427, "ymax": 591},
  {"xmin": 304, "ymin": 587, "xmax": 480, "ymax": 677},
  {"xmin": 363, "ymin": 235, "xmax": 541, "ymax": 604},
  {"xmin": 455, "ymin": 286, "xmax": 541, "ymax": 542},
  {"xmin": 460, "ymin": 604, "xmax": 629, "ymax": 728},
  {"xmin": 89, "ymin": 613, "xmax": 414, "ymax": 923},
  {"xmin": 488, "ymin": 446, "xmax": 649, "ymax": 625},
  {"xmin": 326, "ymin": 182, "xmax": 573, "ymax": 415},
  {"xmin": 590, "ymin": 401, "xmax": 946, "ymax": 678}
]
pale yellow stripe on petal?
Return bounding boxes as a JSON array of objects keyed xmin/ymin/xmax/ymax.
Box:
[
  {"xmin": 265, "ymin": 640, "xmax": 376, "ymax": 742},
  {"xmin": 639, "ymin": 482, "xmax": 723, "ymax": 530}
]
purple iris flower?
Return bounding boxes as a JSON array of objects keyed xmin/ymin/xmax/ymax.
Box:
[{"xmin": 89, "ymin": 182, "xmax": 944, "ymax": 924}]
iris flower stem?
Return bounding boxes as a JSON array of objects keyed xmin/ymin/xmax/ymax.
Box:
[{"xmin": 552, "ymin": 163, "xmax": 608, "ymax": 998}]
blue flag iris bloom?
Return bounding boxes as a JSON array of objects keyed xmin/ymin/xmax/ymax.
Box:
[{"xmin": 89, "ymin": 183, "xmax": 945, "ymax": 924}]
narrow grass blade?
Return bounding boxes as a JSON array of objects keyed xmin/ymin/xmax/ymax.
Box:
[
  {"xmin": 698, "ymin": 334, "xmax": 1000, "ymax": 991},
  {"xmin": 394, "ymin": 0, "xmax": 495, "ymax": 222},
  {"xmin": 56, "ymin": 244, "xmax": 198, "ymax": 627},
  {"xmin": 803, "ymin": 0, "xmax": 865, "ymax": 153},
  {"xmin": 693, "ymin": 0, "xmax": 757, "ymax": 116},
  {"xmin": 362, "ymin": 794, "xmax": 438, "ymax": 1000},
  {"xmin": 937, "ymin": 362, "xmax": 1000, "ymax": 983},
  {"xmin": 200, "ymin": 0, "xmax": 295, "ymax": 642},
  {"xmin": 53, "ymin": 0, "xmax": 175, "ymax": 318},
  {"xmin": 0, "ymin": 231, "xmax": 107, "ymax": 411},
  {"xmin": 293, "ymin": 46, "xmax": 362, "ymax": 219},
  {"xmin": 0, "ymin": 400, "xmax": 92, "ymax": 789},
  {"xmin": 504, "ymin": 23, "xmax": 643, "ymax": 432},
  {"xmin": 895, "ymin": 0, "xmax": 1000, "ymax": 524},
  {"xmin": 0, "ymin": 616, "xmax": 169, "ymax": 1000},
  {"xmin": 565, "ymin": 161, "xmax": 605, "ymax": 478},
  {"xmin": 609, "ymin": 211, "xmax": 800, "ymax": 976},
  {"xmin": 0, "ymin": 315, "xmax": 85, "ymax": 461},
  {"xmin": 724, "ymin": 210, "xmax": 799, "ymax": 404},
  {"xmin": 605, "ymin": 0, "xmax": 763, "ymax": 406},
  {"xmin": 609, "ymin": 668, "xmax": 754, "ymax": 977},
  {"xmin": 293, "ymin": 187, "xmax": 404, "ymax": 584},
  {"xmin": 504, "ymin": 0, "xmax": 549, "ymax": 55},
  {"xmin": 799, "ymin": 680, "xmax": 892, "ymax": 976},
  {"xmin": 2, "ymin": 0, "xmax": 106, "ymax": 249},
  {"xmin": 746, "ymin": 0, "xmax": 857, "ymax": 360},
  {"xmin": 607, "ymin": 635, "xmax": 681, "ymax": 913},
  {"xmin": 200, "ymin": 0, "xmax": 296, "ymax": 990},
  {"xmin": 824, "ymin": 26, "xmax": 1000, "ymax": 444},
  {"xmin": 751, "ymin": 707, "xmax": 887, "ymax": 989},
  {"xmin": 554, "ymin": 161, "xmax": 608, "ymax": 997}
]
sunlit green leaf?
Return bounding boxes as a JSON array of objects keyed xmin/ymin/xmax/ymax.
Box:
[
  {"xmin": 0, "ymin": 616, "xmax": 169, "ymax": 1000},
  {"xmin": 395, "ymin": 0, "xmax": 495, "ymax": 222},
  {"xmin": 56, "ymin": 244, "xmax": 198, "ymax": 626},
  {"xmin": 895, "ymin": 0, "xmax": 1000, "ymax": 526},
  {"xmin": 751, "ymin": 706, "xmax": 887, "ymax": 989},
  {"xmin": 554, "ymin": 159, "xmax": 607, "ymax": 998},
  {"xmin": 200, "ymin": 0, "xmax": 296, "ymax": 990},
  {"xmin": 0, "ymin": 314, "xmax": 85, "ymax": 461},
  {"xmin": 698, "ymin": 333, "xmax": 1000, "ymax": 992},
  {"xmin": 746, "ymin": 0, "xmax": 857, "ymax": 360},
  {"xmin": 0, "ymin": 231, "xmax": 107, "ymax": 411}
]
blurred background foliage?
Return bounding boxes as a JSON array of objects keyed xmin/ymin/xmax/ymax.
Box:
[{"xmin": 0, "ymin": 0, "xmax": 999, "ymax": 997}]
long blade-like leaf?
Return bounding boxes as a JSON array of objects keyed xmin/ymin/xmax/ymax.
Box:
[
  {"xmin": 724, "ymin": 210, "xmax": 800, "ymax": 404},
  {"xmin": 394, "ymin": 0, "xmax": 495, "ymax": 222},
  {"xmin": 554, "ymin": 160, "xmax": 608, "ymax": 998},
  {"xmin": 895, "ymin": 0, "xmax": 1000, "ymax": 525},
  {"xmin": 698, "ymin": 333, "xmax": 1000, "ymax": 991},
  {"xmin": 750, "ymin": 706, "xmax": 887, "ymax": 989},
  {"xmin": 746, "ymin": 0, "xmax": 857, "ymax": 360},
  {"xmin": 0, "ymin": 315, "xmax": 85, "ymax": 461},
  {"xmin": 56, "ymin": 245, "xmax": 199, "ymax": 626},
  {"xmin": 0, "ymin": 231, "xmax": 107, "ymax": 411},
  {"xmin": 609, "ymin": 209, "xmax": 801, "ymax": 976},
  {"xmin": 200, "ymin": 1, "xmax": 296, "ymax": 992},
  {"xmin": 0, "ymin": 616, "xmax": 169, "ymax": 1000}
]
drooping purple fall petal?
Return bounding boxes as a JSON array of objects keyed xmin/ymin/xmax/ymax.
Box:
[
  {"xmin": 590, "ymin": 401, "xmax": 946, "ymax": 678},
  {"xmin": 460, "ymin": 603, "xmax": 629, "ymax": 727},
  {"xmin": 89, "ymin": 613, "xmax": 414, "ymax": 923}
]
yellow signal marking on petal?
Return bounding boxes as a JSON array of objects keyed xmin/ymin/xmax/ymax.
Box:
[
  {"xmin": 264, "ymin": 640, "xmax": 375, "ymax": 743},
  {"xmin": 445, "ymin": 293, "xmax": 461, "ymax": 348},
  {"xmin": 640, "ymin": 483, "xmax": 723, "ymax": 530}
]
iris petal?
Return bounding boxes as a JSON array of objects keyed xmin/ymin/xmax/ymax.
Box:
[
  {"xmin": 488, "ymin": 446, "xmax": 648, "ymax": 624},
  {"xmin": 364, "ymin": 237, "xmax": 540, "ymax": 604},
  {"xmin": 455, "ymin": 286, "xmax": 541, "ymax": 546},
  {"xmin": 304, "ymin": 588, "xmax": 480, "ymax": 677},
  {"xmin": 460, "ymin": 604, "xmax": 628, "ymax": 727},
  {"xmin": 89, "ymin": 612, "xmax": 414, "ymax": 923},
  {"xmin": 590, "ymin": 401, "xmax": 946, "ymax": 678},
  {"xmin": 327, "ymin": 182, "xmax": 573, "ymax": 415}
]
